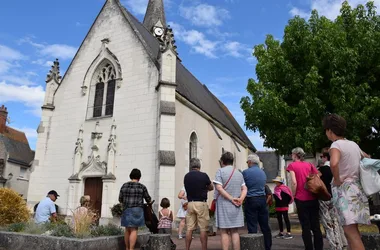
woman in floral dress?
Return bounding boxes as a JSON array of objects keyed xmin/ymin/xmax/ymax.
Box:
[{"xmin": 323, "ymin": 114, "xmax": 370, "ymax": 250}]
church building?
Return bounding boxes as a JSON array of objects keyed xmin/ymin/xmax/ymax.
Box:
[{"xmin": 27, "ymin": 0, "xmax": 256, "ymax": 223}]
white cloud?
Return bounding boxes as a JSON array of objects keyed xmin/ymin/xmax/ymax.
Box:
[
  {"xmin": 289, "ymin": 7, "xmax": 311, "ymax": 19},
  {"xmin": 0, "ymin": 61, "xmax": 12, "ymax": 74},
  {"xmin": 290, "ymin": 0, "xmax": 380, "ymax": 20},
  {"xmin": 222, "ymin": 41, "xmax": 251, "ymax": 58},
  {"xmin": 1, "ymin": 75, "xmax": 36, "ymax": 86},
  {"xmin": 39, "ymin": 44, "xmax": 76, "ymax": 60},
  {"xmin": 32, "ymin": 59, "xmax": 53, "ymax": 67},
  {"xmin": 20, "ymin": 37, "xmax": 76, "ymax": 60},
  {"xmin": 180, "ymin": 3, "xmax": 230, "ymax": 27},
  {"xmin": 0, "ymin": 45, "xmax": 25, "ymax": 61},
  {"xmin": 0, "ymin": 81, "xmax": 44, "ymax": 117},
  {"xmin": 169, "ymin": 22, "xmax": 218, "ymax": 58}
]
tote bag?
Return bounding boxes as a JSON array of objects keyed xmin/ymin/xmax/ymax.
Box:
[{"xmin": 360, "ymin": 158, "xmax": 380, "ymax": 196}]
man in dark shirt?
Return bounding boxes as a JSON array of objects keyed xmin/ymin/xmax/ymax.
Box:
[{"xmin": 184, "ymin": 158, "xmax": 213, "ymax": 250}]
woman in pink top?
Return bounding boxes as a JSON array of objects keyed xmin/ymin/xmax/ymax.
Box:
[
  {"xmin": 286, "ymin": 147, "xmax": 323, "ymax": 250},
  {"xmin": 323, "ymin": 114, "xmax": 370, "ymax": 250}
]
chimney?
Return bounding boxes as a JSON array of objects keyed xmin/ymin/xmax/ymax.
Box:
[{"xmin": 0, "ymin": 105, "xmax": 8, "ymax": 134}]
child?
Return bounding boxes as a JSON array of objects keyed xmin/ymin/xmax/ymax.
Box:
[
  {"xmin": 176, "ymin": 187, "xmax": 187, "ymax": 239},
  {"xmin": 273, "ymin": 176, "xmax": 294, "ymax": 239},
  {"xmin": 157, "ymin": 198, "xmax": 173, "ymax": 234}
]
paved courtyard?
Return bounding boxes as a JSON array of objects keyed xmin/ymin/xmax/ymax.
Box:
[{"xmin": 170, "ymin": 230, "xmax": 330, "ymax": 250}]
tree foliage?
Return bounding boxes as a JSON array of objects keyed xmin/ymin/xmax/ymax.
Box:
[{"xmin": 241, "ymin": 1, "xmax": 380, "ymax": 156}]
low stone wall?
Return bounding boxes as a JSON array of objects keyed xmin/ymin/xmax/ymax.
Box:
[
  {"xmin": 362, "ymin": 233, "xmax": 380, "ymax": 250},
  {"xmin": 0, "ymin": 231, "xmax": 150, "ymax": 250},
  {"xmin": 240, "ymin": 234, "xmax": 265, "ymax": 250}
]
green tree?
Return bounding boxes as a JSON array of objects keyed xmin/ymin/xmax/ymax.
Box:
[{"xmin": 241, "ymin": 1, "xmax": 380, "ymax": 156}]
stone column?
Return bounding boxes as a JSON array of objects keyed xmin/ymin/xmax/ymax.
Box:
[
  {"xmin": 156, "ymin": 28, "xmax": 178, "ymax": 214},
  {"xmin": 67, "ymin": 177, "xmax": 81, "ymax": 215},
  {"xmin": 100, "ymin": 174, "xmax": 116, "ymax": 224}
]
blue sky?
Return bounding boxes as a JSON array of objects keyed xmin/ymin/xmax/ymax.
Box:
[{"xmin": 0, "ymin": 0, "xmax": 373, "ymax": 150}]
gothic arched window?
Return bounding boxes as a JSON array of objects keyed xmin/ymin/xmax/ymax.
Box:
[
  {"xmin": 189, "ymin": 132, "xmax": 198, "ymax": 170},
  {"xmin": 90, "ymin": 62, "xmax": 116, "ymax": 118}
]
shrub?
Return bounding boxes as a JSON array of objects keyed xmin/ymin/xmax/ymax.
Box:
[
  {"xmin": 0, "ymin": 188, "xmax": 30, "ymax": 226},
  {"xmin": 71, "ymin": 207, "xmax": 98, "ymax": 238},
  {"xmin": 51, "ymin": 223, "xmax": 74, "ymax": 238},
  {"xmin": 90, "ymin": 224, "xmax": 123, "ymax": 237},
  {"xmin": 110, "ymin": 203, "xmax": 123, "ymax": 217},
  {"xmin": 6, "ymin": 222, "xmax": 27, "ymax": 232}
]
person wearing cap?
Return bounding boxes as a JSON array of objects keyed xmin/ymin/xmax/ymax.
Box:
[
  {"xmin": 272, "ymin": 176, "xmax": 293, "ymax": 239},
  {"xmin": 243, "ymin": 154, "xmax": 272, "ymax": 250},
  {"xmin": 34, "ymin": 190, "xmax": 59, "ymax": 224}
]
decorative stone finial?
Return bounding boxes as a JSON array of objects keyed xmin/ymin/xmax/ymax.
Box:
[
  {"xmin": 75, "ymin": 125, "xmax": 84, "ymax": 155},
  {"xmin": 143, "ymin": 0, "xmax": 166, "ymax": 32},
  {"xmin": 46, "ymin": 59, "xmax": 62, "ymax": 83},
  {"xmin": 160, "ymin": 25, "xmax": 177, "ymax": 54}
]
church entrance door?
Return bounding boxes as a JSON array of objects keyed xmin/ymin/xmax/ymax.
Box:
[{"xmin": 84, "ymin": 177, "xmax": 103, "ymax": 218}]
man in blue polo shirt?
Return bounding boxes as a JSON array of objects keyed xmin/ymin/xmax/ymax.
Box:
[
  {"xmin": 243, "ymin": 154, "xmax": 272, "ymax": 250},
  {"xmin": 34, "ymin": 190, "xmax": 59, "ymax": 224}
]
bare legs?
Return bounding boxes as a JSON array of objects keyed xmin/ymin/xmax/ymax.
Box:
[
  {"xmin": 220, "ymin": 228, "xmax": 240, "ymax": 250},
  {"xmin": 124, "ymin": 227, "xmax": 138, "ymax": 250},
  {"xmin": 186, "ymin": 230, "xmax": 208, "ymax": 250},
  {"xmin": 343, "ymin": 224, "xmax": 365, "ymax": 250},
  {"xmin": 178, "ymin": 218, "xmax": 186, "ymax": 236}
]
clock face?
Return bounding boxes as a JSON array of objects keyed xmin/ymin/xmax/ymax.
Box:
[{"xmin": 154, "ymin": 27, "xmax": 164, "ymax": 36}]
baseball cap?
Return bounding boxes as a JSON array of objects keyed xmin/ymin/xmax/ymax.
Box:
[{"xmin": 48, "ymin": 190, "xmax": 60, "ymax": 198}]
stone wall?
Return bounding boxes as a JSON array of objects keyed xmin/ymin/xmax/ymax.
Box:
[{"xmin": 0, "ymin": 232, "xmax": 149, "ymax": 250}]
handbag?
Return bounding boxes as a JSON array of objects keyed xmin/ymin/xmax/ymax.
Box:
[
  {"xmin": 210, "ymin": 168, "xmax": 236, "ymax": 212},
  {"xmin": 360, "ymin": 158, "xmax": 380, "ymax": 196},
  {"xmin": 305, "ymin": 164, "xmax": 331, "ymax": 201}
]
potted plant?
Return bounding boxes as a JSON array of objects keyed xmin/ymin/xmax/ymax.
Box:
[{"xmin": 110, "ymin": 203, "xmax": 123, "ymax": 226}]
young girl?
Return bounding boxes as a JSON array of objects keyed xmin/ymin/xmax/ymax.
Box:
[
  {"xmin": 273, "ymin": 176, "xmax": 294, "ymax": 239},
  {"xmin": 157, "ymin": 198, "xmax": 173, "ymax": 234},
  {"xmin": 176, "ymin": 187, "xmax": 187, "ymax": 239}
]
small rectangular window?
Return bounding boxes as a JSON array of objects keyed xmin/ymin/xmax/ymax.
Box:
[{"xmin": 19, "ymin": 167, "xmax": 27, "ymax": 178}]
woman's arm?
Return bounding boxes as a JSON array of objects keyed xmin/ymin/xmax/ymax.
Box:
[
  {"xmin": 330, "ymin": 148, "xmax": 342, "ymax": 186},
  {"xmin": 215, "ymin": 184, "xmax": 233, "ymax": 201},
  {"xmin": 170, "ymin": 210, "xmax": 173, "ymax": 221},
  {"xmin": 178, "ymin": 190, "xmax": 186, "ymax": 200},
  {"xmin": 289, "ymin": 171, "xmax": 297, "ymax": 196}
]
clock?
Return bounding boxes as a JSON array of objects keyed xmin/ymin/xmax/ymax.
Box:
[{"xmin": 154, "ymin": 27, "xmax": 164, "ymax": 37}]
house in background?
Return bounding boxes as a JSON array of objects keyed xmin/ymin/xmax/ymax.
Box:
[{"xmin": 0, "ymin": 105, "xmax": 35, "ymax": 198}]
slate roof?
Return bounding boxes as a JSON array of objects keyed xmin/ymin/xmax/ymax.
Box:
[
  {"xmin": 257, "ymin": 151, "xmax": 280, "ymax": 182},
  {"xmin": 0, "ymin": 127, "xmax": 35, "ymax": 167},
  {"xmin": 119, "ymin": 4, "xmax": 255, "ymax": 151}
]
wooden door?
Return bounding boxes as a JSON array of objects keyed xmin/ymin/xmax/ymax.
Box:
[{"xmin": 84, "ymin": 177, "xmax": 103, "ymax": 217}]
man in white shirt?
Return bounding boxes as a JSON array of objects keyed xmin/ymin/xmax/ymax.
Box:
[{"xmin": 34, "ymin": 190, "xmax": 59, "ymax": 223}]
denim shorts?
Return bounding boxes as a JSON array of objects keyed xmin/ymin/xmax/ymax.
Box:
[{"xmin": 121, "ymin": 207, "xmax": 145, "ymax": 228}]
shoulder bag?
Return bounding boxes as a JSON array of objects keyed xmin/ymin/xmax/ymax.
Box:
[{"xmin": 210, "ymin": 168, "xmax": 235, "ymax": 212}]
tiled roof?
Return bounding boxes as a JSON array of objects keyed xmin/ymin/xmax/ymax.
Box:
[{"xmin": 0, "ymin": 126, "xmax": 34, "ymax": 166}]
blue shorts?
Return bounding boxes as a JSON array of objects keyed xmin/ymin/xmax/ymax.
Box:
[{"xmin": 121, "ymin": 207, "xmax": 145, "ymax": 228}]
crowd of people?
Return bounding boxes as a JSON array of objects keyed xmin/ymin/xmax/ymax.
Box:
[{"xmin": 33, "ymin": 113, "xmax": 372, "ymax": 250}]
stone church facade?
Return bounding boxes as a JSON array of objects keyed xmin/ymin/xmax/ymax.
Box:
[{"xmin": 27, "ymin": 0, "xmax": 255, "ymax": 222}]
